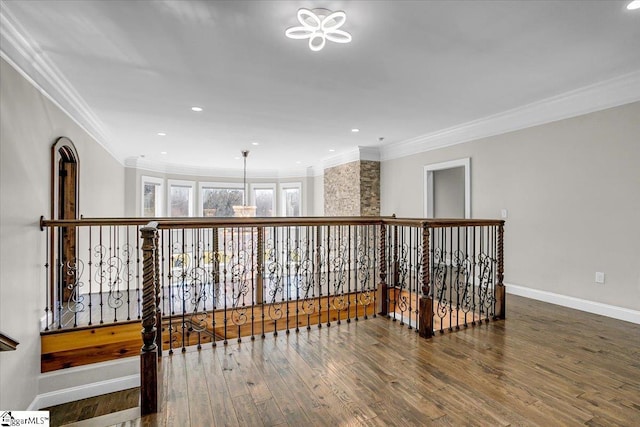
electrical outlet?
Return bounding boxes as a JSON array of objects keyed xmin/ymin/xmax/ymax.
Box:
[
  {"xmin": 501, "ymin": 209, "xmax": 508, "ymax": 219},
  {"xmin": 595, "ymin": 272, "xmax": 605, "ymax": 284}
]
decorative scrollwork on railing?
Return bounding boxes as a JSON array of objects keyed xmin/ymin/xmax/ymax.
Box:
[
  {"xmin": 231, "ymin": 255, "xmax": 251, "ymax": 307},
  {"xmin": 295, "ymin": 241, "xmax": 317, "ymax": 318},
  {"xmin": 90, "ymin": 243, "xmax": 136, "ymax": 317},
  {"xmin": 64, "ymin": 258, "xmax": 85, "ymax": 314},
  {"xmin": 356, "ymin": 230, "xmax": 376, "ymax": 309},
  {"xmin": 452, "ymin": 250, "xmax": 473, "ymax": 314},
  {"xmin": 228, "ymin": 239, "xmax": 253, "ymax": 329},
  {"xmin": 189, "ymin": 311, "xmax": 209, "ymax": 333},
  {"xmin": 188, "ymin": 266, "xmax": 209, "ymax": 311},
  {"xmin": 477, "ymin": 252, "xmax": 496, "ymax": 317},
  {"xmin": 397, "ymin": 243, "xmax": 409, "ymax": 287},
  {"xmin": 265, "ymin": 236, "xmax": 284, "ymax": 324},
  {"xmin": 329, "ymin": 234, "xmax": 349, "ymax": 313},
  {"xmin": 432, "ymin": 247, "xmax": 449, "ymax": 321},
  {"xmin": 265, "ymin": 238, "xmax": 284, "ymax": 304}
]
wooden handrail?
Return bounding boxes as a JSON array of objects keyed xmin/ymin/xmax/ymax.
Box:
[
  {"xmin": 40, "ymin": 216, "xmax": 504, "ymax": 229},
  {"xmin": 0, "ymin": 332, "xmax": 19, "ymax": 351}
]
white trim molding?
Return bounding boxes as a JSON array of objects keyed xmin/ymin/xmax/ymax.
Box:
[
  {"xmin": 423, "ymin": 158, "xmax": 471, "ymax": 218},
  {"xmin": 506, "ymin": 283, "xmax": 640, "ymax": 325},
  {"xmin": 249, "ymin": 183, "xmax": 277, "ymax": 217},
  {"xmin": 125, "ymin": 157, "xmax": 309, "ymax": 180},
  {"xmin": 321, "ymin": 146, "xmax": 381, "ymax": 170},
  {"xmin": 381, "ymin": 70, "xmax": 640, "ymax": 162},
  {"xmin": 140, "ymin": 175, "xmax": 164, "ymax": 217},
  {"xmin": 0, "ymin": 3, "xmax": 117, "ymax": 162},
  {"xmin": 29, "ymin": 357, "xmax": 139, "ymax": 410},
  {"xmin": 279, "ymin": 182, "xmax": 303, "ymax": 216}
]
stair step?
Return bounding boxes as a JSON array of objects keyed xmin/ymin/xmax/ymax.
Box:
[{"xmin": 60, "ymin": 407, "xmax": 140, "ymax": 427}]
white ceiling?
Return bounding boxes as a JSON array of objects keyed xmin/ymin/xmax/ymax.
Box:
[{"xmin": 1, "ymin": 0, "xmax": 639, "ymax": 176}]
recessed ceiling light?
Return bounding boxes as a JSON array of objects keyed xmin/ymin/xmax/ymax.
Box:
[
  {"xmin": 234, "ymin": 156, "xmax": 241, "ymax": 160},
  {"xmin": 628, "ymin": 0, "xmax": 640, "ymax": 10},
  {"xmin": 157, "ymin": 132, "xmax": 166, "ymax": 136},
  {"xmin": 296, "ymin": 161, "xmax": 301, "ymax": 164},
  {"xmin": 191, "ymin": 106, "xmax": 203, "ymax": 112},
  {"xmin": 251, "ymin": 142, "xmax": 260, "ymax": 146},
  {"xmin": 160, "ymin": 151, "xmax": 167, "ymax": 155},
  {"xmin": 351, "ymin": 128, "xmax": 360, "ymax": 133},
  {"xmin": 329, "ymin": 149, "xmax": 335, "ymax": 152}
]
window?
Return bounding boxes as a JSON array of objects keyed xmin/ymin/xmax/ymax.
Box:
[
  {"xmin": 250, "ymin": 184, "xmax": 276, "ymax": 217},
  {"xmin": 280, "ymin": 183, "xmax": 301, "ymax": 217},
  {"xmin": 141, "ymin": 176, "xmax": 164, "ymax": 217},
  {"xmin": 168, "ymin": 180, "xmax": 194, "ymax": 217},
  {"xmin": 199, "ymin": 182, "xmax": 244, "ymax": 217}
]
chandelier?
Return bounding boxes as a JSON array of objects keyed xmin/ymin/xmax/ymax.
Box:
[{"xmin": 285, "ymin": 8, "xmax": 352, "ymax": 52}]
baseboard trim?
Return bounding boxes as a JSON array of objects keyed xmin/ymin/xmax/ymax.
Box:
[
  {"xmin": 28, "ymin": 358, "xmax": 140, "ymax": 410},
  {"xmin": 506, "ymin": 283, "xmax": 640, "ymax": 325}
]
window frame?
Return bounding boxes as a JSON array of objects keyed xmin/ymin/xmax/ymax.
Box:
[
  {"xmin": 141, "ymin": 175, "xmax": 165, "ymax": 217},
  {"xmin": 279, "ymin": 182, "xmax": 302, "ymax": 217},
  {"xmin": 250, "ymin": 183, "xmax": 277, "ymax": 217},
  {"xmin": 167, "ymin": 179, "xmax": 195, "ymax": 217},
  {"xmin": 198, "ymin": 181, "xmax": 245, "ymax": 217}
]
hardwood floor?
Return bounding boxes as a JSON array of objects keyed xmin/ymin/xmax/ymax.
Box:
[{"xmin": 51, "ymin": 294, "xmax": 640, "ymax": 426}]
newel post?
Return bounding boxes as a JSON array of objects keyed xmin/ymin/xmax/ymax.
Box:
[
  {"xmin": 140, "ymin": 222, "xmax": 158, "ymax": 415},
  {"xmin": 495, "ymin": 222, "xmax": 506, "ymax": 319},
  {"xmin": 379, "ymin": 223, "xmax": 388, "ymax": 316},
  {"xmin": 418, "ymin": 223, "xmax": 433, "ymax": 338}
]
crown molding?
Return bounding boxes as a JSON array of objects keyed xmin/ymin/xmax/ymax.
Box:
[
  {"xmin": 0, "ymin": 2, "xmax": 119, "ymax": 163},
  {"xmin": 4, "ymin": 0, "xmax": 637, "ymax": 174},
  {"xmin": 321, "ymin": 146, "xmax": 381, "ymax": 170},
  {"xmin": 125, "ymin": 157, "xmax": 309, "ymax": 180},
  {"xmin": 380, "ymin": 70, "xmax": 640, "ymax": 161},
  {"xmin": 358, "ymin": 146, "xmax": 381, "ymax": 162}
]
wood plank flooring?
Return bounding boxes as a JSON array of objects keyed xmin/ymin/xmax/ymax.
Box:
[{"xmin": 51, "ymin": 294, "xmax": 640, "ymax": 426}]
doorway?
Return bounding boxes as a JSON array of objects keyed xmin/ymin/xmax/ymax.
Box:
[
  {"xmin": 423, "ymin": 158, "xmax": 470, "ymax": 218},
  {"xmin": 52, "ymin": 137, "xmax": 79, "ymax": 302}
]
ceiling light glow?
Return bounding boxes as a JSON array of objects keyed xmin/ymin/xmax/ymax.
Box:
[
  {"xmin": 160, "ymin": 151, "xmax": 167, "ymax": 155},
  {"xmin": 329, "ymin": 149, "xmax": 335, "ymax": 152},
  {"xmin": 191, "ymin": 106, "xmax": 203, "ymax": 112},
  {"xmin": 285, "ymin": 8, "xmax": 352, "ymax": 51},
  {"xmin": 628, "ymin": 0, "xmax": 640, "ymax": 10},
  {"xmin": 351, "ymin": 128, "xmax": 360, "ymax": 133},
  {"xmin": 157, "ymin": 132, "xmax": 166, "ymax": 136},
  {"xmin": 251, "ymin": 142, "xmax": 259, "ymax": 146}
]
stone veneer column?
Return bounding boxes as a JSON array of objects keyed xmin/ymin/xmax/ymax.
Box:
[
  {"xmin": 324, "ymin": 160, "xmax": 380, "ymax": 216},
  {"xmin": 359, "ymin": 160, "xmax": 380, "ymax": 216}
]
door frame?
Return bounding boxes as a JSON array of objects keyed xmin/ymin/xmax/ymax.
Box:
[{"xmin": 423, "ymin": 158, "xmax": 471, "ymax": 218}]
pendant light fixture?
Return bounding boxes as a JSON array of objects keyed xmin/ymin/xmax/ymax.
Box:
[{"xmin": 233, "ymin": 150, "xmax": 257, "ymax": 217}]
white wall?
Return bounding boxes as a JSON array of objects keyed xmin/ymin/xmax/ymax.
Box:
[
  {"xmin": 0, "ymin": 58, "xmax": 125, "ymax": 410},
  {"xmin": 381, "ymin": 102, "xmax": 640, "ymax": 311}
]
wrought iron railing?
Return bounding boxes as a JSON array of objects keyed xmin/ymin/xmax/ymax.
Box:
[
  {"xmin": 39, "ymin": 216, "xmax": 504, "ymax": 414},
  {"xmin": 382, "ymin": 219, "xmax": 505, "ymax": 336}
]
